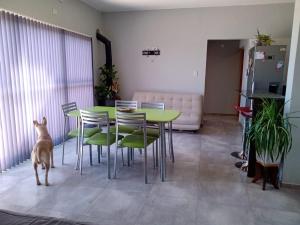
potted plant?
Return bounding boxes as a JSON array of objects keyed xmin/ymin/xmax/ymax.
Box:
[
  {"xmin": 247, "ymin": 99, "xmax": 293, "ymax": 189},
  {"xmin": 95, "ymin": 64, "xmax": 120, "ymax": 106},
  {"xmin": 255, "ymin": 29, "xmax": 274, "ymax": 46}
]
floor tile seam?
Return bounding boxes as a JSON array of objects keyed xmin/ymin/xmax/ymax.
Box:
[
  {"xmin": 126, "ymin": 199, "xmax": 148, "ymax": 225},
  {"xmin": 145, "ymin": 194, "xmax": 198, "ymax": 208},
  {"xmin": 197, "ymin": 197, "xmax": 251, "ymax": 208},
  {"xmin": 247, "ymin": 200, "xmax": 300, "ymax": 214}
]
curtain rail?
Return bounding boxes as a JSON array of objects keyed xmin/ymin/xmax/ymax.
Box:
[{"xmin": 0, "ymin": 8, "xmax": 92, "ymax": 39}]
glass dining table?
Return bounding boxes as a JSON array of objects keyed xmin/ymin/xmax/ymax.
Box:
[{"xmin": 68, "ymin": 106, "xmax": 181, "ymax": 181}]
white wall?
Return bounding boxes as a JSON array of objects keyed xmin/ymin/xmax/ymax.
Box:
[
  {"xmin": 103, "ymin": 4, "xmax": 294, "ymax": 100},
  {"xmin": 284, "ymin": 0, "xmax": 300, "ymax": 185},
  {"xmin": 0, "ymin": 0, "xmax": 104, "ymax": 83}
]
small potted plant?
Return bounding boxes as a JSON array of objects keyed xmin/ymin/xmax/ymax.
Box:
[
  {"xmin": 247, "ymin": 99, "xmax": 294, "ymax": 189},
  {"xmin": 95, "ymin": 64, "xmax": 120, "ymax": 106},
  {"xmin": 256, "ymin": 29, "xmax": 274, "ymax": 46}
]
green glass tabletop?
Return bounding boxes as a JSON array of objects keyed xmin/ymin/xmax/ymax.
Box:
[{"xmin": 67, "ymin": 106, "xmax": 181, "ymax": 123}]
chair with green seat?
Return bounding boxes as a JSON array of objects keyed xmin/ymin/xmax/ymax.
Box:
[
  {"xmin": 61, "ymin": 102, "xmax": 100, "ymax": 165},
  {"xmin": 133, "ymin": 102, "xmax": 164, "ymax": 168},
  {"xmin": 113, "ymin": 111, "xmax": 156, "ymax": 184},
  {"xmin": 109, "ymin": 100, "xmax": 138, "ymax": 134},
  {"xmin": 139, "ymin": 102, "xmax": 175, "ymax": 164},
  {"xmin": 78, "ymin": 110, "xmax": 124, "ymax": 178}
]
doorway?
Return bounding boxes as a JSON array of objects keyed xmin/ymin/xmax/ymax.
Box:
[{"xmin": 204, "ymin": 40, "xmax": 244, "ymax": 115}]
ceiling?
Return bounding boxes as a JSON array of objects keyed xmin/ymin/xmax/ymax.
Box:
[{"xmin": 80, "ymin": 0, "xmax": 294, "ymax": 12}]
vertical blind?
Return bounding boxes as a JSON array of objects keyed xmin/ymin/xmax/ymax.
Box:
[{"xmin": 0, "ymin": 11, "xmax": 94, "ymax": 172}]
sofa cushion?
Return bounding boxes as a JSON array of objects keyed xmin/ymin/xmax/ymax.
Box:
[
  {"xmin": 133, "ymin": 91, "xmax": 202, "ymax": 131},
  {"xmin": 175, "ymin": 114, "xmax": 200, "ymax": 125}
]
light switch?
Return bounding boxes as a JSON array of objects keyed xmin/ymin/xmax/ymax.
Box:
[
  {"xmin": 193, "ymin": 70, "xmax": 199, "ymax": 77},
  {"xmin": 52, "ymin": 8, "xmax": 58, "ymax": 15}
]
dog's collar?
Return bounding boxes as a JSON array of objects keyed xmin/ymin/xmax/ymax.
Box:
[{"xmin": 38, "ymin": 135, "xmax": 51, "ymax": 139}]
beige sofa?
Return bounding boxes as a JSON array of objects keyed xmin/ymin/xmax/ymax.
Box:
[{"xmin": 132, "ymin": 91, "xmax": 203, "ymax": 131}]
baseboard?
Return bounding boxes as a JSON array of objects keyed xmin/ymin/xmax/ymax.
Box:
[
  {"xmin": 282, "ymin": 183, "xmax": 300, "ymax": 189},
  {"xmin": 204, "ymin": 113, "xmax": 238, "ymax": 116}
]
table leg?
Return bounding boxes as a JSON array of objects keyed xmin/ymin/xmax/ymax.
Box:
[
  {"xmin": 159, "ymin": 122, "xmax": 163, "ymax": 180},
  {"xmin": 159, "ymin": 122, "xmax": 167, "ymax": 181},
  {"xmin": 169, "ymin": 121, "xmax": 174, "ymax": 163}
]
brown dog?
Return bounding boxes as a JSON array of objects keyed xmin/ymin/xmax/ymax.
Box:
[{"xmin": 32, "ymin": 117, "xmax": 54, "ymax": 186}]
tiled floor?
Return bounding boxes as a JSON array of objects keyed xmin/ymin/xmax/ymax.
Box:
[{"xmin": 0, "ymin": 116, "xmax": 300, "ymax": 225}]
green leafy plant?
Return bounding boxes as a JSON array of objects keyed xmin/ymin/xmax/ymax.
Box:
[
  {"xmin": 256, "ymin": 29, "xmax": 274, "ymax": 46},
  {"xmin": 95, "ymin": 64, "xmax": 119, "ymax": 100},
  {"xmin": 246, "ymin": 100, "xmax": 293, "ymax": 164}
]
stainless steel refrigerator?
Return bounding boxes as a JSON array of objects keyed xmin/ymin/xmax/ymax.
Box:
[{"xmin": 246, "ymin": 45, "xmax": 288, "ymax": 95}]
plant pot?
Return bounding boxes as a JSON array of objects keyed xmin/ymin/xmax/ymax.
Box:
[
  {"xmin": 253, "ymin": 161, "xmax": 280, "ymax": 190},
  {"xmin": 104, "ymin": 99, "xmax": 115, "ymax": 107},
  {"xmin": 96, "ymin": 98, "xmax": 116, "ymax": 106},
  {"xmin": 253, "ymin": 154, "xmax": 282, "ymax": 190},
  {"xmin": 256, "ymin": 154, "xmax": 281, "ymax": 167}
]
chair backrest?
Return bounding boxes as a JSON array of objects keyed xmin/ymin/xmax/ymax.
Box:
[
  {"xmin": 115, "ymin": 111, "xmax": 146, "ymax": 137},
  {"xmin": 80, "ymin": 110, "xmax": 109, "ymax": 128},
  {"xmin": 141, "ymin": 102, "xmax": 165, "ymax": 110},
  {"xmin": 80, "ymin": 110, "xmax": 109, "ymax": 143},
  {"xmin": 115, "ymin": 100, "xmax": 138, "ymax": 110},
  {"xmin": 62, "ymin": 102, "xmax": 77, "ymax": 116}
]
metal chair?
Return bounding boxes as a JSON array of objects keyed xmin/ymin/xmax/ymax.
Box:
[
  {"xmin": 115, "ymin": 100, "xmax": 138, "ymax": 110},
  {"xmin": 140, "ymin": 102, "xmax": 175, "ymax": 164},
  {"xmin": 78, "ymin": 110, "xmax": 123, "ymax": 178},
  {"xmin": 113, "ymin": 111, "xmax": 156, "ymax": 183},
  {"xmin": 134, "ymin": 102, "xmax": 163, "ymax": 168},
  {"xmin": 61, "ymin": 102, "xmax": 100, "ymax": 165},
  {"xmin": 110, "ymin": 100, "xmax": 139, "ymax": 134}
]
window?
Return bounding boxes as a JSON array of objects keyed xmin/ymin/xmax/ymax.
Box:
[{"xmin": 0, "ymin": 10, "xmax": 93, "ymax": 171}]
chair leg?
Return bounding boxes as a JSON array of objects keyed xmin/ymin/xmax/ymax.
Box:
[
  {"xmin": 77, "ymin": 126, "xmax": 83, "ymax": 171},
  {"xmin": 76, "ymin": 117, "xmax": 80, "ymax": 155},
  {"xmin": 62, "ymin": 139, "xmax": 65, "ymax": 165},
  {"xmin": 80, "ymin": 140, "xmax": 84, "ymax": 175},
  {"xmin": 127, "ymin": 148, "xmax": 130, "ymax": 166},
  {"xmin": 168, "ymin": 123, "xmax": 171, "ymax": 160},
  {"xmin": 76, "ymin": 137, "xmax": 79, "ymax": 155},
  {"xmin": 144, "ymin": 147, "xmax": 148, "ymax": 184},
  {"xmin": 152, "ymin": 143, "xmax": 155, "ymax": 169},
  {"xmin": 132, "ymin": 148, "xmax": 135, "ymax": 165},
  {"xmin": 114, "ymin": 146, "xmax": 118, "ymax": 178},
  {"xmin": 242, "ymin": 118, "xmax": 250, "ymax": 159},
  {"xmin": 89, "ymin": 145, "xmax": 93, "ymax": 166},
  {"xmin": 121, "ymin": 148, "xmax": 125, "ymax": 166},
  {"xmin": 155, "ymin": 140, "xmax": 159, "ymax": 168},
  {"xmin": 97, "ymin": 146, "xmax": 101, "ymax": 164},
  {"xmin": 76, "ymin": 143, "xmax": 80, "ymax": 170},
  {"xmin": 62, "ymin": 118, "xmax": 67, "ymax": 165},
  {"xmin": 107, "ymin": 145, "xmax": 111, "ymax": 179}
]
